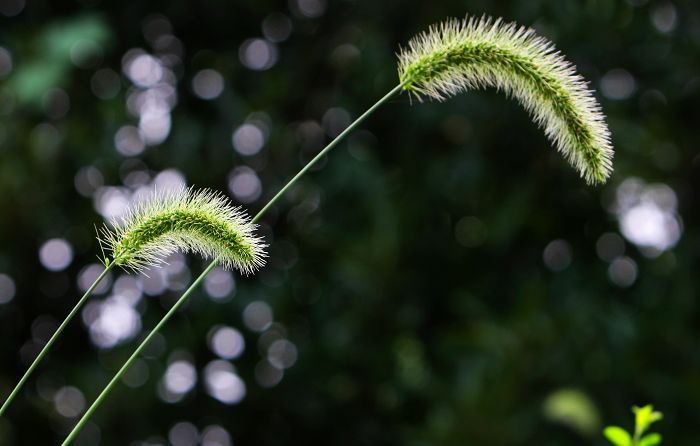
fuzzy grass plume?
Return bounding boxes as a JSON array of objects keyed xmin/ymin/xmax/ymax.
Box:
[
  {"xmin": 57, "ymin": 17, "xmax": 616, "ymax": 442},
  {"xmin": 100, "ymin": 187, "xmax": 266, "ymax": 274},
  {"xmin": 398, "ymin": 15, "xmax": 613, "ymax": 184}
]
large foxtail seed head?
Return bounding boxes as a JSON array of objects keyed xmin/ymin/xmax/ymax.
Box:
[
  {"xmin": 100, "ymin": 187, "xmax": 266, "ymax": 275},
  {"xmin": 398, "ymin": 15, "xmax": 613, "ymax": 184}
]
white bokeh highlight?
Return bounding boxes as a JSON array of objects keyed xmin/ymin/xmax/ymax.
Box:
[
  {"xmin": 208, "ymin": 326, "xmax": 245, "ymax": 360},
  {"xmin": 204, "ymin": 360, "xmax": 246, "ymax": 405},
  {"xmin": 39, "ymin": 238, "xmax": 73, "ymax": 272},
  {"xmin": 613, "ymin": 178, "xmax": 681, "ymax": 257}
]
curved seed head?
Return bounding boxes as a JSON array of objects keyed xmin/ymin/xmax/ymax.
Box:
[
  {"xmin": 99, "ymin": 187, "xmax": 266, "ymax": 275},
  {"xmin": 397, "ymin": 15, "xmax": 613, "ymax": 184}
]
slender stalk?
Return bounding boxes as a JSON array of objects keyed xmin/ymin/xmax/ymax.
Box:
[
  {"xmin": 60, "ymin": 84, "xmax": 403, "ymax": 445},
  {"xmin": 633, "ymin": 424, "xmax": 641, "ymax": 446},
  {"xmin": 0, "ymin": 262, "xmax": 115, "ymax": 417},
  {"xmin": 253, "ymin": 83, "xmax": 404, "ymax": 221},
  {"xmin": 60, "ymin": 261, "xmax": 216, "ymax": 446}
]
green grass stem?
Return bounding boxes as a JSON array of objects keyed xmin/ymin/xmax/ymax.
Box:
[
  {"xmin": 0, "ymin": 262, "xmax": 116, "ymax": 418},
  {"xmin": 60, "ymin": 83, "xmax": 404, "ymax": 445}
]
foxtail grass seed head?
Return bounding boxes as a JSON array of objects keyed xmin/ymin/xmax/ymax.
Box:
[
  {"xmin": 398, "ymin": 15, "xmax": 613, "ymax": 184},
  {"xmin": 100, "ymin": 187, "xmax": 266, "ymax": 275}
]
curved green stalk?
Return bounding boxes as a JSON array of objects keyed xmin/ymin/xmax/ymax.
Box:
[
  {"xmin": 0, "ymin": 262, "xmax": 115, "ymax": 418},
  {"xmin": 60, "ymin": 260, "xmax": 217, "ymax": 446},
  {"xmin": 60, "ymin": 83, "xmax": 404, "ymax": 445}
]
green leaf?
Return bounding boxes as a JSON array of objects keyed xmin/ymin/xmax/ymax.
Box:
[
  {"xmin": 603, "ymin": 426, "xmax": 632, "ymax": 446},
  {"xmin": 639, "ymin": 433, "xmax": 662, "ymax": 446},
  {"xmin": 633, "ymin": 405, "xmax": 663, "ymax": 436}
]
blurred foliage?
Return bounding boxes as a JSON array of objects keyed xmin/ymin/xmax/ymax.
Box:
[
  {"xmin": 0, "ymin": 0, "xmax": 699, "ymax": 445},
  {"xmin": 604, "ymin": 404, "xmax": 663, "ymax": 446}
]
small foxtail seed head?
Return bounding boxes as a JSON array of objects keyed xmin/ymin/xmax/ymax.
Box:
[
  {"xmin": 99, "ymin": 187, "xmax": 266, "ymax": 275},
  {"xmin": 398, "ymin": 15, "xmax": 613, "ymax": 184}
]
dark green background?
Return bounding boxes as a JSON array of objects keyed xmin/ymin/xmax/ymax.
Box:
[{"xmin": 1, "ymin": 0, "xmax": 698, "ymax": 444}]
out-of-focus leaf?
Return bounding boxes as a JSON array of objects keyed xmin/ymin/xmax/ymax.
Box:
[
  {"xmin": 8, "ymin": 14, "xmax": 111, "ymax": 105},
  {"xmin": 542, "ymin": 388, "xmax": 600, "ymax": 435},
  {"xmin": 603, "ymin": 426, "xmax": 632, "ymax": 446},
  {"xmin": 639, "ymin": 433, "xmax": 662, "ymax": 446}
]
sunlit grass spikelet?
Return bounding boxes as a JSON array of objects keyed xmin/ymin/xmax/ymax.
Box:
[
  {"xmin": 397, "ymin": 15, "xmax": 613, "ymax": 184},
  {"xmin": 100, "ymin": 187, "xmax": 266, "ymax": 275}
]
